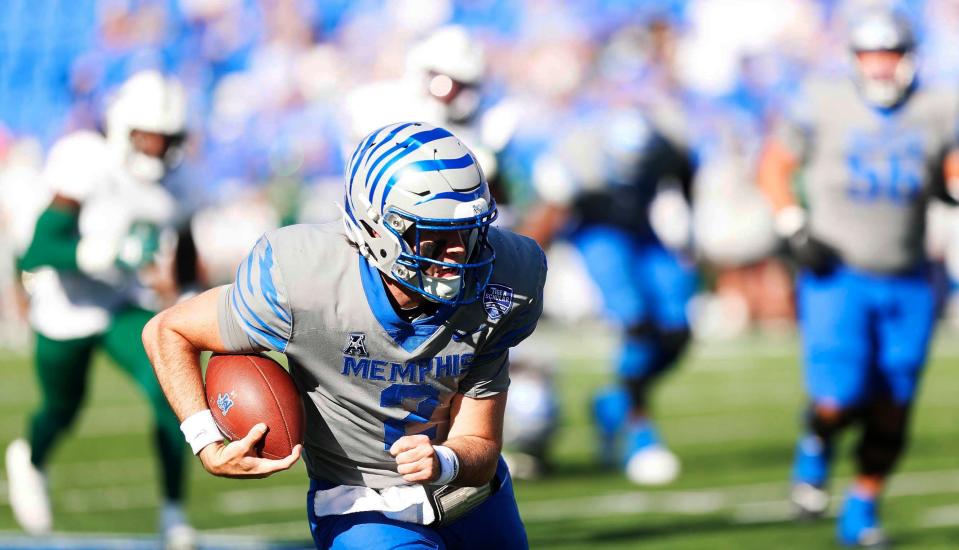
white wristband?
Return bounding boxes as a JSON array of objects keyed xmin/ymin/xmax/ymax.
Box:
[
  {"xmin": 180, "ymin": 409, "xmax": 224, "ymax": 455},
  {"xmin": 76, "ymin": 237, "xmax": 118, "ymax": 276},
  {"xmin": 774, "ymin": 205, "xmax": 807, "ymax": 238},
  {"xmin": 432, "ymin": 445, "xmax": 460, "ymax": 485}
]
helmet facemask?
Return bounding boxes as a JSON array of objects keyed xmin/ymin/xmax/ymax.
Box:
[
  {"xmin": 384, "ymin": 206, "xmax": 497, "ymax": 305},
  {"xmin": 852, "ymin": 48, "xmax": 916, "ymax": 108},
  {"xmin": 426, "ymin": 71, "xmax": 481, "ymax": 123},
  {"xmin": 848, "ymin": 11, "xmax": 917, "ymax": 109},
  {"xmin": 125, "ymin": 130, "xmax": 187, "ymax": 182},
  {"xmin": 343, "ymin": 121, "xmax": 498, "ymax": 307}
]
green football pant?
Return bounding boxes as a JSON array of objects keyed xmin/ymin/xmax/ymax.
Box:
[{"xmin": 27, "ymin": 307, "xmax": 187, "ymax": 501}]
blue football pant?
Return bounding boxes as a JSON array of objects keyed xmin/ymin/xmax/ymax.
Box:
[
  {"xmin": 307, "ymin": 458, "xmax": 527, "ymax": 550},
  {"xmin": 797, "ymin": 265, "xmax": 935, "ymax": 408},
  {"xmin": 572, "ymin": 225, "xmax": 696, "ymax": 380}
]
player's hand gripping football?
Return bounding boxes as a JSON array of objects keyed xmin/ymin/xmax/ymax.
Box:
[
  {"xmin": 198, "ymin": 423, "xmax": 302, "ymax": 479},
  {"xmin": 390, "ymin": 434, "xmax": 440, "ymax": 484}
]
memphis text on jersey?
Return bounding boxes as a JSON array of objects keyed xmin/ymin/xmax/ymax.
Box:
[{"xmin": 341, "ymin": 354, "xmax": 473, "ymax": 383}]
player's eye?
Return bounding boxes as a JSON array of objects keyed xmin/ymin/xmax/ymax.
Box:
[{"xmin": 419, "ymin": 239, "xmax": 442, "ymax": 260}]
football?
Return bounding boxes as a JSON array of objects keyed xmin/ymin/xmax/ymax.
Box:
[{"xmin": 204, "ymin": 354, "xmax": 305, "ymax": 459}]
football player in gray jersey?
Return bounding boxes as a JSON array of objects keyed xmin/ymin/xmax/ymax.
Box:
[
  {"xmin": 758, "ymin": 9, "xmax": 959, "ymax": 547},
  {"xmin": 143, "ymin": 122, "xmax": 546, "ymax": 549}
]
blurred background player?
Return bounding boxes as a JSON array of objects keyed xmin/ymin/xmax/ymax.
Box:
[
  {"xmin": 500, "ymin": 346, "xmax": 560, "ymax": 480},
  {"xmin": 4, "ymin": 70, "xmax": 198, "ymax": 549},
  {"xmin": 520, "ymin": 104, "xmax": 697, "ymax": 485},
  {"xmin": 343, "ymin": 25, "xmax": 511, "ymax": 219},
  {"xmin": 758, "ymin": 9, "xmax": 959, "ymax": 547},
  {"xmin": 344, "ymin": 25, "xmax": 486, "ymax": 139}
]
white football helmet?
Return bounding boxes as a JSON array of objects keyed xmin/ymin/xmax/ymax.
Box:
[
  {"xmin": 406, "ymin": 26, "xmax": 486, "ymax": 122},
  {"xmin": 105, "ymin": 70, "xmax": 188, "ymax": 182},
  {"xmin": 343, "ymin": 122, "xmax": 497, "ymax": 305},
  {"xmin": 849, "ymin": 10, "xmax": 916, "ymax": 108}
]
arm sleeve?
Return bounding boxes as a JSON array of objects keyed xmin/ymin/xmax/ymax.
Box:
[
  {"xmin": 217, "ymin": 235, "xmax": 294, "ymax": 353},
  {"xmin": 458, "ymin": 247, "xmax": 548, "ymax": 398},
  {"xmin": 18, "ymin": 204, "xmax": 80, "ymax": 272}
]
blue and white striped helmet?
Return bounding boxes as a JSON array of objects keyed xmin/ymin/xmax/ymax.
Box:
[{"xmin": 343, "ymin": 122, "xmax": 497, "ymax": 305}]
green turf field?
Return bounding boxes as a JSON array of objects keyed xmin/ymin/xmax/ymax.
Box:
[{"xmin": 1, "ymin": 322, "xmax": 958, "ymax": 549}]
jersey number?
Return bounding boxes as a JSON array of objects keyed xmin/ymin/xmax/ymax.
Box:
[
  {"xmin": 846, "ymin": 142, "xmax": 924, "ymax": 204},
  {"xmin": 379, "ymin": 384, "xmax": 439, "ymax": 450}
]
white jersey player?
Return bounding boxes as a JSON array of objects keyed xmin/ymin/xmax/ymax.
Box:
[
  {"xmin": 5, "ymin": 70, "xmax": 196, "ymax": 549},
  {"xmin": 342, "ymin": 26, "xmax": 504, "ymax": 206}
]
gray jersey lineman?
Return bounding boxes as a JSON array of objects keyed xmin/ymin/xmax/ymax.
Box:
[
  {"xmin": 779, "ymin": 77, "xmax": 959, "ymax": 272},
  {"xmin": 767, "ymin": 10, "xmax": 959, "ymax": 547},
  {"xmin": 217, "ymin": 222, "xmax": 545, "ymax": 488}
]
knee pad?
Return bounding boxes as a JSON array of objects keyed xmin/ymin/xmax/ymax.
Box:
[
  {"xmin": 626, "ymin": 322, "xmax": 657, "ymax": 340},
  {"xmin": 855, "ymin": 425, "xmax": 908, "ymax": 477},
  {"xmin": 658, "ymin": 327, "xmax": 691, "ymax": 367},
  {"xmin": 624, "ymin": 374, "xmax": 656, "ymax": 411},
  {"xmin": 807, "ymin": 404, "xmax": 861, "ymax": 441}
]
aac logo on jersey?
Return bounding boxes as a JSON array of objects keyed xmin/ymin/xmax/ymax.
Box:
[
  {"xmin": 483, "ymin": 284, "xmax": 514, "ymax": 320},
  {"xmin": 343, "ymin": 332, "xmax": 370, "ymax": 357}
]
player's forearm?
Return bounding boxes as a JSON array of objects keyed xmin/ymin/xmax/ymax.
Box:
[
  {"xmin": 757, "ymin": 139, "xmax": 800, "ymax": 213},
  {"xmin": 142, "ymin": 287, "xmax": 230, "ymax": 421},
  {"xmin": 442, "ymin": 435, "xmax": 501, "ymax": 487},
  {"xmin": 143, "ymin": 311, "xmax": 208, "ymax": 421}
]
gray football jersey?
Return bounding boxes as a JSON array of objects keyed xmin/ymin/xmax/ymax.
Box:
[
  {"xmin": 217, "ymin": 221, "xmax": 546, "ymax": 489},
  {"xmin": 779, "ymin": 78, "xmax": 959, "ymax": 273}
]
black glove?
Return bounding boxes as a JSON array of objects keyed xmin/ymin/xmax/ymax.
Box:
[
  {"xmin": 785, "ymin": 225, "xmax": 838, "ymax": 276},
  {"xmin": 775, "ymin": 206, "xmax": 838, "ymax": 276}
]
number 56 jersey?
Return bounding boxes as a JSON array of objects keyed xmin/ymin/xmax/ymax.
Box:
[
  {"xmin": 777, "ymin": 78, "xmax": 959, "ymax": 273},
  {"xmin": 217, "ymin": 222, "xmax": 547, "ymax": 489}
]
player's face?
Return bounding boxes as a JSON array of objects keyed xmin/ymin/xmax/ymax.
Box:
[
  {"xmin": 409, "ymin": 228, "xmax": 470, "ymax": 278},
  {"xmin": 855, "ymin": 50, "xmax": 904, "ymax": 84},
  {"xmin": 427, "ymin": 72, "xmax": 474, "ymax": 105},
  {"xmin": 130, "ymin": 129, "xmax": 179, "ymax": 159}
]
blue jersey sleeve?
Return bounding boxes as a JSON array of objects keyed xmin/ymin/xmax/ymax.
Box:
[{"xmin": 219, "ymin": 235, "xmax": 293, "ymax": 353}]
